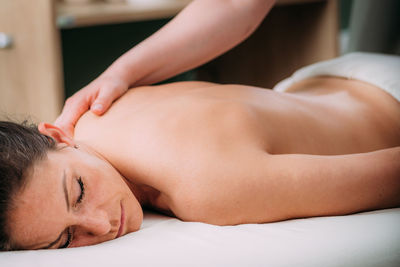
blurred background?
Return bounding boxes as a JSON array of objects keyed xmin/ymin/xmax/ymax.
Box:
[{"xmin": 0, "ymin": 0, "xmax": 399, "ymax": 122}]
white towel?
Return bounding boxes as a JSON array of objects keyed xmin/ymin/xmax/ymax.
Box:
[{"xmin": 273, "ymin": 52, "xmax": 400, "ymax": 102}]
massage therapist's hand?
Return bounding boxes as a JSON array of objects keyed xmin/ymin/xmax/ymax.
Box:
[
  {"xmin": 55, "ymin": 0, "xmax": 275, "ymax": 138},
  {"xmin": 55, "ymin": 74, "xmax": 129, "ymax": 138}
]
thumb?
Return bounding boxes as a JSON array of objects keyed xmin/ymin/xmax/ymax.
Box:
[
  {"xmin": 54, "ymin": 96, "xmax": 91, "ymax": 138},
  {"xmin": 90, "ymin": 86, "xmax": 127, "ymax": 115}
]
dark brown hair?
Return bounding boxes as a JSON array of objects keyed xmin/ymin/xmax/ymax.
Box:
[{"xmin": 0, "ymin": 121, "xmax": 56, "ymax": 250}]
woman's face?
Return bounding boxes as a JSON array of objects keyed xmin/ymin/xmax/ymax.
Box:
[{"xmin": 8, "ymin": 144, "xmax": 143, "ymax": 249}]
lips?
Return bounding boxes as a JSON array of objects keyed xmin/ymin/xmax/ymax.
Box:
[{"xmin": 116, "ymin": 202, "xmax": 125, "ymax": 238}]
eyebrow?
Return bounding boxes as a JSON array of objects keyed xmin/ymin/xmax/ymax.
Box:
[{"xmin": 62, "ymin": 170, "xmax": 70, "ymax": 212}]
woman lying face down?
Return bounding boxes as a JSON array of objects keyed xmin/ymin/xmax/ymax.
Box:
[
  {"xmin": 1, "ymin": 80, "xmax": 400, "ymax": 250},
  {"xmin": 2, "ymin": 122, "xmax": 144, "ymax": 250}
]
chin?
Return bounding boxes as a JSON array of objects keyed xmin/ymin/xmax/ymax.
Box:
[{"xmin": 126, "ymin": 200, "xmax": 144, "ymax": 234}]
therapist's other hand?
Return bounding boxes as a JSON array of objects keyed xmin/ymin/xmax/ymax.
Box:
[{"xmin": 55, "ymin": 75, "xmax": 129, "ymax": 138}]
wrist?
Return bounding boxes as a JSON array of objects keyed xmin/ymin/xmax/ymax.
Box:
[
  {"xmin": 102, "ymin": 64, "xmax": 135, "ymax": 88},
  {"xmin": 103, "ymin": 41, "xmax": 161, "ymax": 87}
]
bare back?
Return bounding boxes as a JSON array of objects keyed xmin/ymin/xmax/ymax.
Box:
[{"xmin": 74, "ymin": 80, "xmax": 400, "ymax": 223}]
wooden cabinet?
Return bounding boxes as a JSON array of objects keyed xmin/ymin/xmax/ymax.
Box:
[
  {"xmin": 0, "ymin": 0, "xmax": 338, "ymax": 122},
  {"xmin": 0, "ymin": 0, "xmax": 63, "ymax": 122}
]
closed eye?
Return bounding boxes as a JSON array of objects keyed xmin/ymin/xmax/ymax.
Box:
[
  {"xmin": 59, "ymin": 177, "xmax": 85, "ymax": 249},
  {"xmin": 59, "ymin": 228, "xmax": 72, "ymax": 249},
  {"xmin": 76, "ymin": 176, "xmax": 85, "ymax": 204}
]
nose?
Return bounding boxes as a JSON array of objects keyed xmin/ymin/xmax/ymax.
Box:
[{"xmin": 78, "ymin": 209, "xmax": 111, "ymax": 237}]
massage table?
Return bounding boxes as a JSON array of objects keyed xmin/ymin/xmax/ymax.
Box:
[{"xmin": 1, "ymin": 208, "xmax": 399, "ymax": 266}]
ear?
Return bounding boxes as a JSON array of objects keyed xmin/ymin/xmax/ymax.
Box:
[{"xmin": 38, "ymin": 122, "xmax": 76, "ymax": 147}]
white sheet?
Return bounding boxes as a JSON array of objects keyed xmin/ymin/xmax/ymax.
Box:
[
  {"xmin": 273, "ymin": 52, "xmax": 400, "ymax": 102},
  {"xmin": 1, "ymin": 208, "xmax": 399, "ymax": 266}
]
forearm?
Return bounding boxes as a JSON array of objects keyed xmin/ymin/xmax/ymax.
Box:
[
  {"xmin": 263, "ymin": 147, "xmax": 400, "ymax": 220},
  {"xmin": 104, "ymin": 0, "xmax": 274, "ymax": 86}
]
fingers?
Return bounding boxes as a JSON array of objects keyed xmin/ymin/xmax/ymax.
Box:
[
  {"xmin": 54, "ymin": 91, "xmax": 91, "ymax": 138},
  {"xmin": 55, "ymin": 77, "xmax": 129, "ymax": 137},
  {"xmin": 90, "ymin": 85, "xmax": 128, "ymax": 115}
]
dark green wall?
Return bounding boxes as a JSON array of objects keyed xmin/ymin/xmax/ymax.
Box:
[
  {"xmin": 61, "ymin": 2, "xmax": 353, "ymax": 99},
  {"xmin": 339, "ymin": 0, "xmax": 353, "ymax": 29},
  {"xmin": 61, "ymin": 19, "xmax": 193, "ymax": 98}
]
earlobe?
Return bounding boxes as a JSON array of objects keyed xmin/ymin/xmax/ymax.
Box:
[{"xmin": 38, "ymin": 122, "xmax": 75, "ymax": 147}]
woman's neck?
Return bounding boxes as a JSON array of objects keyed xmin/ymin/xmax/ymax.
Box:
[
  {"xmin": 75, "ymin": 141, "xmax": 155, "ymax": 206},
  {"xmin": 123, "ymin": 180, "xmax": 160, "ymax": 208}
]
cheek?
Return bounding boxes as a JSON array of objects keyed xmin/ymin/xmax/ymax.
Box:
[
  {"xmin": 88, "ymin": 167, "xmax": 128, "ymax": 202},
  {"xmin": 8, "ymin": 197, "xmax": 66, "ymax": 249}
]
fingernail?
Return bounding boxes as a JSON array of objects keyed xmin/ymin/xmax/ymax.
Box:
[{"xmin": 92, "ymin": 104, "xmax": 103, "ymax": 112}]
